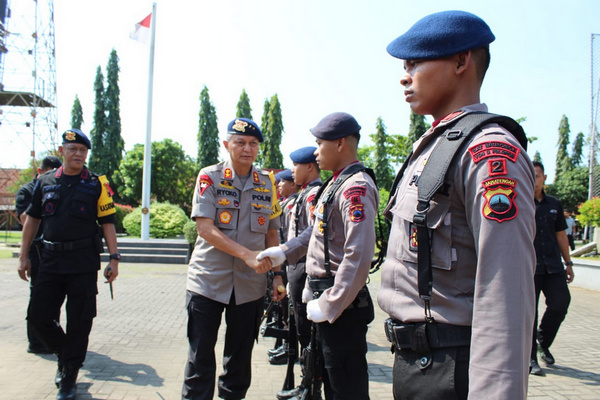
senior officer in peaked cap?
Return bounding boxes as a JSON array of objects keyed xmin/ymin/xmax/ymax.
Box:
[
  {"xmin": 184, "ymin": 117, "xmax": 285, "ymax": 400},
  {"xmin": 259, "ymin": 112, "xmax": 379, "ymax": 400},
  {"xmin": 378, "ymin": 11, "xmax": 535, "ymax": 400},
  {"xmin": 18, "ymin": 128, "xmax": 120, "ymax": 400}
]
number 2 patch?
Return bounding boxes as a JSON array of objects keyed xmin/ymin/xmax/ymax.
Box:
[{"xmin": 488, "ymin": 158, "xmax": 507, "ymax": 176}]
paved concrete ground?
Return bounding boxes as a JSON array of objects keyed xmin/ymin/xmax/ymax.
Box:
[{"xmin": 1, "ymin": 257, "xmax": 599, "ymax": 399}]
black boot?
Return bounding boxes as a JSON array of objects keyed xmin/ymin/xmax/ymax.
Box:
[
  {"xmin": 277, "ymin": 385, "xmax": 303, "ymax": 400},
  {"xmin": 57, "ymin": 364, "xmax": 78, "ymax": 400},
  {"xmin": 55, "ymin": 365, "xmax": 63, "ymax": 388},
  {"xmin": 289, "ymin": 379, "xmax": 322, "ymax": 400}
]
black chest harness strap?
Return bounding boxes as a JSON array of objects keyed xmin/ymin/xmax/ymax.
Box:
[
  {"xmin": 390, "ymin": 112, "xmax": 527, "ymax": 322},
  {"xmin": 312, "ymin": 164, "xmax": 377, "ymax": 283},
  {"xmin": 294, "ymin": 181, "xmax": 322, "ymax": 238}
]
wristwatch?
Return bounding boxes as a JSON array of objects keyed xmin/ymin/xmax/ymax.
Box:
[
  {"xmin": 565, "ymin": 261, "xmax": 573, "ymax": 267},
  {"xmin": 109, "ymin": 253, "xmax": 121, "ymax": 261},
  {"xmin": 273, "ymin": 271, "xmax": 284, "ymax": 277}
]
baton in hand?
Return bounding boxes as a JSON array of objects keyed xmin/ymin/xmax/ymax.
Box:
[{"xmin": 107, "ymin": 267, "xmax": 114, "ymax": 300}]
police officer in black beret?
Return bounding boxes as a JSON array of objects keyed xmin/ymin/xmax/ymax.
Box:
[
  {"xmin": 18, "ymin": 129, "xmax": 120, "ymax": 400},
  {"xmin": 15, "ymin": 155, "xmax": 63, "ymax": 355}
]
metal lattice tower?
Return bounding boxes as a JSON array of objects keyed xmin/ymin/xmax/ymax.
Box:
[{"xmin": 0, "ymin": 0, "xmax": 58, "ymax": 168}]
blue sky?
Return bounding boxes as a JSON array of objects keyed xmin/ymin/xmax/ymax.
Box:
[{"xmin": 2, "ymin": 0, "xmax": 599, "ymax": 183}]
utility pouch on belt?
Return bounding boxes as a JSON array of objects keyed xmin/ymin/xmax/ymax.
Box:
[
  {"xmin": 384, "ymin": 318, "xmax": 471, "ymax": 352},
  {"xmin": 308, "ymin": 276, "xmax": 334, "ymax": 297}
]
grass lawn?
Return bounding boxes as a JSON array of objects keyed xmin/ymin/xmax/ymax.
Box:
[{"xmin": 1, "ymin": 230, "xmax": 22, "ymax": 244}]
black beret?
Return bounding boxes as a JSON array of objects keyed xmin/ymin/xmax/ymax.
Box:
[
  {"xmin": 227, "ymin": 118, "xmax": 263, "ymax": 142},
  {"xmin": 387, "ymin": 10, "xmax": 495, "ymax": 60},
  {"xmin": 275, "ymin": 169, "xmax": 294, "ymax": 182},
  {"xmin": 290, "ymin": 146, "xmax": 317, "ymax": 164},
  {"xmin": 62, "ymin": 129, "xmax": 91, "ymax": 149},
  {"xmin": 310, "ymin": 112, "xmax": 361, "ymax": 140}
]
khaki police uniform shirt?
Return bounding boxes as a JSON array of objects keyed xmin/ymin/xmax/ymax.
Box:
[
  {"xmin": 282, "ymin": 163, "xmax": 379, "ymax": 323},
  {"xmin": 377, "ymin": 104, "xmax": 536, "ymax": 399},
  {"xmin": 287, "ymin": 178, "xmax": 322, "ymax": 241},
  {"xmin": 279, "ymin": 193, "xmax": 298, "ymax": 244},
  {"xmin": 188, "ymin": 160, "xmax": 281, "ymax": 305}
]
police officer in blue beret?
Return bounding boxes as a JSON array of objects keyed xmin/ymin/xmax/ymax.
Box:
[
  {"xmin": 259, "ymin": 112, "xmax": 379, "ymax": 400},
  {"xmin": 378, "ymin": 11, "xmax": 536, "ymax": 400},
  {"xmin": 18, "ymin": 129, "xmax": 120, "ymax": 399},
  {"xmin": 275, "ymin": 146, "xmax": 324, "ymax": 399}
]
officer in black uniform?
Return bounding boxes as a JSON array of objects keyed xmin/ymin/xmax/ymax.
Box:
[
  {"xmin": 15, "ymin": 155, "xmax": 62, "ymax": 354},
  {"xmin": 18, "ymin": 129, "xmax": 120, "ymax": 400}
]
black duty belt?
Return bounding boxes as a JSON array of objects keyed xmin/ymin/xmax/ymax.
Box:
[
  {"xmin": 42, "ymin": 237, "xmax": 96, "ymax": 252},
  {"xmin": 308, "ymin": 276, "xmax": 369, "ymax": 310},
  {"xmin": 384, "ymin": 319, "xmax": 471, "ymax": 351}
]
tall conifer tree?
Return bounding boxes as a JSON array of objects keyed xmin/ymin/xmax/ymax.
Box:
[{"xmin": 197, "ymin": 85, "xmax": 220, "ymax": 169}]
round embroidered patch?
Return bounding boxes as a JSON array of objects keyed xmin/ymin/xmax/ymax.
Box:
[{"xmin": 219, "ymin": 211, "xmax": 232, "ymax": 224}]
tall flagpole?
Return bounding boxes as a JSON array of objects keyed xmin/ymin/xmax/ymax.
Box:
[{"xmin": 141, "ymin": 2, "xmax": 156, "ymax": 240}]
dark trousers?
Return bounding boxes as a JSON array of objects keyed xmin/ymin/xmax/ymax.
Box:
[
  {"xmin": 532, "ymin": 272, "xmax": 571, "ymax": 358},
  {"xmin": 287, "ymin": 262, "xmax": 311, "ymax": 348},
  {"xmin": 28, "ymin": 270, "xmax": 98, "ymax": 368},
  {"xmin": 26, "ymin": 241, "xmax": 46, "ymax": 349},
  {"xmin": 392, "ymin": 346, "xmax": 469, "ymax": 400},
  {"xmin": 567, "ymin": 234, "xmax": 575, "ymax": 251},
  {"xmin": 316, "ymin": 291, "xmax": 374, "ymax": 400},
  {"xmin": 182, "ymin": 290, "xmax": 263, "ymax": 400}
]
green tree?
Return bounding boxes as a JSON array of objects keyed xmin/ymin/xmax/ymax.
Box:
[
  {"xmin": 261, "ymin": 94, "xmax": 284, "ymax": 169},
  {"xmin": 70, "ymin": 95, "xmax": 83, "ymax": 129},
  {"xmin": 236, "ymin": 89, "xmax": 253, "ymax": 119},
  {"xmin": 571, "ymin": 132, "xmax": 585, "ymax": 168},
  {"xmin": 103, "ymin": 49, "xmax": 124, "ymax": 183},
  {"xmin": 533, "ymin": 151, "xmax": 542, "ymax": 163},
  {"xmin": 197, "ymin": 85, "xmax": 220, "ymax": 169},
  {"xmin": 113, "ymin": 139, "xmax": 197, "ymax": 215},
  {"xmin": 89, "ymin": 66, "xmax": 106, "ymax": 173},
  {"xmin": 547, "ymin": 166, "xmax": 589, "ymax": 213},
  {"xmin": 555, "ymin": 114, "xmax": 571, "ymax": 180},
  {"xmin": 256, "ymin": 98, "xmax": 271, "ymax": 166},
  {"xmin": 407, "ymin": 111, "xmax": 430, "ymax": 143},
  {"xmin": 373, "ymin": 117, "xmax": 394, "ymax": 189}
]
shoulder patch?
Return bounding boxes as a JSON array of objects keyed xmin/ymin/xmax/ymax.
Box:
[
  {"xmin": 198, "ymin": 174, "xmax": 213, "ymax": 195},
  {"xmin": 468, "ymin": 141, "xmax": 520, "ymax": 164},
  {"xmin": 481, "ymin": 177, "xmax": 518, "ymax": 223}
]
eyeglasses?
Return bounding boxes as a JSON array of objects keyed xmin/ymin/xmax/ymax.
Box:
[{"xmin": 63, "ymin": 146, "xmax": 89, "ymax": 154}]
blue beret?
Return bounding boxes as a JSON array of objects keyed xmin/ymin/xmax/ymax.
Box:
[
  {"xmin": 290, "ymin": 146, "xmax": 317, "ymax": 164},
  {"xmin": 387, "ymin": 10, "xmax": 495, "ymax": 60},
  {"xmin": 227, "ymin": 118, "xmax": 263, "ymax": 142},
  {"xmin": 275, "ymin": 169, "xmax": 294, "ymax": 182},
  {"xmin": 62, "ymin": 129, "xmax": 91, "ymax": 149},
  {"xmin": 310, "ymin": 112, "xmax": 361, "ymax": 140}
]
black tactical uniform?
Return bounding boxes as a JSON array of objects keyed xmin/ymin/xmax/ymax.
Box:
[{"xmin": 26, "ymin": 166, "xmax": 116, "ymax": 387}]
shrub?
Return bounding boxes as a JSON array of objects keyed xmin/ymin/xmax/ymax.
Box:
[
  {"xmin": 578, "ymin": 197, "xmax": 600, "ymax": 227},
  {"xmin": 122, "ymin": 202, "xmax": 189, "ymax": 238},
  {"xmin": 183, "ymin": 219, "xmax": 198, "ymax": 244},
  {"xmin": 114, "ymin": 203, "xmax": 134, "ymax": 234}
]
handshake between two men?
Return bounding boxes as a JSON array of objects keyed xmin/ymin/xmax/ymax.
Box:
[{"xmin": 257, "ymin": 246, "xmax": 327, "ymax": 323}]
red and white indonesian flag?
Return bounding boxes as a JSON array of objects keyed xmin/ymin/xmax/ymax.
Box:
[{"xmin": 130, "ymin": 13, "xmax": 152, "ymax": 43}]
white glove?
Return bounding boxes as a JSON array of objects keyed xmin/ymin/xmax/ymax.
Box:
[
  {"xmin": 307, "ymin": 299, "xmax": 327, "ymax": 323},
  {"xmin": 302, "ymin": 287, "xmax": 314, "ymax": 303},
  {"xmin": 256, "ymin": 246, "xmax": 286, "ymax": 266}
]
